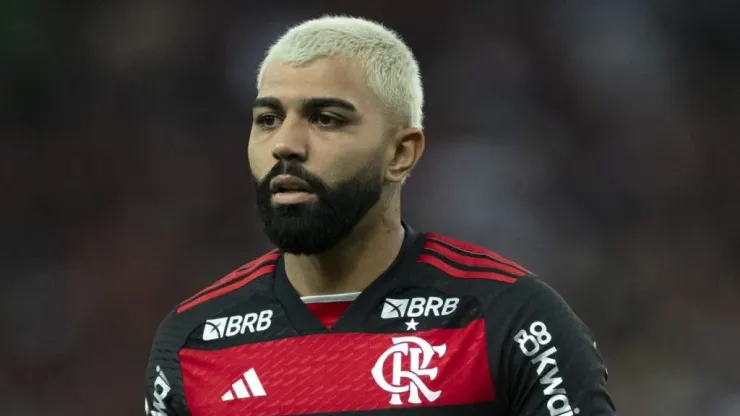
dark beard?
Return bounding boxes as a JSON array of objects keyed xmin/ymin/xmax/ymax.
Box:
[{"xmin": 254, "ymin": 160, "xmax": 383, "ymax": 255}]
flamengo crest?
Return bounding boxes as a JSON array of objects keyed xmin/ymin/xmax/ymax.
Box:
[{"xmin": 371, "ymin": 336, "xmax": 447, "ymax": 405}]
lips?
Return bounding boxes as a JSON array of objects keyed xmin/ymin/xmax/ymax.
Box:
[{"xmin": 270, "ymin": 174, "xmax": 313, "ymax": 194}]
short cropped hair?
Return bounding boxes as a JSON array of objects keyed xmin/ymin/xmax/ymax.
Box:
[{"xmin": 257, "ymin": 16, "xmax": 424, "ymax": 129}]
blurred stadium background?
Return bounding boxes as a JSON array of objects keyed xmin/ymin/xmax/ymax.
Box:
[{"xmin": 2, "ymin": 1, "xmax": 739, "ymax": 415}]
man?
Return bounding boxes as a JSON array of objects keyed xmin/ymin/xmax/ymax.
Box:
[{"xmin": 145, "ymin": 15, "xmax": 616, "ymax": 416}]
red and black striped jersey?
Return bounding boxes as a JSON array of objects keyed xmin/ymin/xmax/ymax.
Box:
[{"xmin": 145, "ymin": 224, "xmax": 615, "ymax": 416}]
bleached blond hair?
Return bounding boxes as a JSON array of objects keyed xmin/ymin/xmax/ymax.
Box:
[{"xmin": 257, "ymin": 16, "xmax": 424, "ymax": 129}]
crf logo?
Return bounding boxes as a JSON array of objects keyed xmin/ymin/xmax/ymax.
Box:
[{"xmin": 371, "ymin": 336, "xmax": 447, "ymax": 405}]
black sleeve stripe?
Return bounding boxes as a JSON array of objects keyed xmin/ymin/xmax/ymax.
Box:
[
  {"xmin": 179, "ymin": 250, "xmax": 279, "ymax": 306},
  {"xmin": 425, "ymin": 234, "xmax": 530, "ymax": 275}
]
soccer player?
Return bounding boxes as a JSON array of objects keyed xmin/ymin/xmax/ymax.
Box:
[{"xmin": 145, "ymin": 16, "xmax": 616, "ymax": 416}]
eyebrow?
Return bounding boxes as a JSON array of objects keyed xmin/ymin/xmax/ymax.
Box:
[
  {"xmin": 251, "ymin": 96, "xmax": 358, "ymax": 113},
  {"xmin": 303, "ymin": 97, "xmax": 357, "ymax": 112},
  {"xmin": 252, "ymin": 96, "xmax": 284, "ymax": 112}
]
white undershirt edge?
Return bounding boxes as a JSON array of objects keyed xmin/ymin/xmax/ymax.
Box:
[{"xmin": 301, "ymin": 292, "xmax": 361, "ymax": 304}]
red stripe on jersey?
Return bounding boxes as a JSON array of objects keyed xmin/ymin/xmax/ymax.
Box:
[
  {"xmin": 177, "ymin": 264, "xmax": 276, "ymax": 313},
  {"xmin": 418, "ymin": 254, "xmax": 517, "ymax": 283},
  {"xmin": 424, "ymin": 241, "xmax": 528, "ymax": 278},
  {"xmin": 426, "ymin": 233, "xmax": 529, "ymax": 274},
  {"xmin": 305, "ymin": 301, "xmax": 352, "ymax": 329},
  {"xmin": 178, "ymin": 251, "xmax": 279, "ymax": 309},
  {"xmin": 179, "ymin": 319, "xmax": 495, "ymax": 415}
]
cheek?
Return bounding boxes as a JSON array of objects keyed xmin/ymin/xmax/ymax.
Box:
[
  {"xmin": 247, "ymin": 141, "xmax": 273, "ymax": 180},
  {"xmin": 326, "ymin": 151, "xmax": 382, "ymax": 184}
]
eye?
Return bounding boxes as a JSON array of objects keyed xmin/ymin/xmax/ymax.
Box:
[
  {"xmin": 311, "ymin": 113, "xmax": 345, "ymax": 129},
  {"xmin": 254, "ymin": 114, "xmax": 282, "ymax": 129}
]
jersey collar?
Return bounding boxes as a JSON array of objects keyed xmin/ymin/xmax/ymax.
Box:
[{"xmin": 273, "ymin": 222, "xmax": 424, "ymax": 334}]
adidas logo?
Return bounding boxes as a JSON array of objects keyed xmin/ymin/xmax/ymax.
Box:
[{"xmin": 221, "ymin": 369, "xmax": 266, "ymax": 402}]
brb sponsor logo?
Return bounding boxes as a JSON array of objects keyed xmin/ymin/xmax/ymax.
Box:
[
  {"xmin": 381, "ymin": 297, "xmax": 459, "ymax": 319},
  {"xmin": 145, "ymin": 365, "xmax": 170, "ymax": 416},
  {"xmin": 202, "ymin": 309, "xmax": 273, "ymax": 341},
  {"xmin": 514, "ymin": 321, "xmax": 578, "ymax": 416},
  {"xmin": 372, "ymin": 336, "xmax": 447, "ymax": 405}
]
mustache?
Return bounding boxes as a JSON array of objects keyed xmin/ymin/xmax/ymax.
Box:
[{"xmin": 258, "ymin": 161, "xmax": 328, "ymax": 193}]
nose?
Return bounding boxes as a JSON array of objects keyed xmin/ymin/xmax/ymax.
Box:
[
  {"xmin": 272, "ymin": 142, "xmax": 307, "ymax": 163},
  {"xmin": 272, "ymin": 119, "xmax": 308, "ymax": 163}
]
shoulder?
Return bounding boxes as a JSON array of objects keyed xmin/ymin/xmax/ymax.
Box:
[
  {"xmin": 414, "ymin": 233, "xmax": 582, "ymax": 332},
  {"xmin": 174, "ymin": 249, "xmax": 280, "ymax": 314},
  {"xmin": 417, "ymin": 232, "xmax": 574, "ymax": 313},
  {"xmin": 148, "ymin": 249, "xmax": 280, "ymax": 353},
  {"xmin": 418, "ymin": 232, "xmax": 533, "ymax": 287}
]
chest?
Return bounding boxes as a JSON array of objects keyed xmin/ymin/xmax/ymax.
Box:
[{"xmin": 179, "ymin": 295, "xmax": 501, "ymax": 415}]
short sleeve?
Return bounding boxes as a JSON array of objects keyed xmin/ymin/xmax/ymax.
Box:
[
  {"xmin": 145, "ymin": 309, "xmax": 190, "ymax": 416},
  {"xmin": 499, "ymin": 277, "xmax": 616, "ymax": 415}
]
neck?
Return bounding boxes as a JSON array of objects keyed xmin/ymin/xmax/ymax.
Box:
[{"xmin": 283, "ymin": 204, "xmax": 405, "ymax": 297}]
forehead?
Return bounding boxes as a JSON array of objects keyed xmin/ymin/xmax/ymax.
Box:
[{"xmin": 258, "ymin": 57, "xmax": 379, "ymax": 110}]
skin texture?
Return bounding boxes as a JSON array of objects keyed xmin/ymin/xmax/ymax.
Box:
[{"xmin": 248, "ymin": 56, "xmax": 425, "ymax": 296}]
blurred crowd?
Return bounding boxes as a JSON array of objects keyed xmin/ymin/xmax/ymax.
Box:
[{"xmin": 1, "ymin": 1, "xmax": 739, "ymax": 415}]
